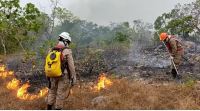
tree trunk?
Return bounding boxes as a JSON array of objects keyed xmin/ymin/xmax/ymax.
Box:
[
  {"xmin": 50, "ymin": 0, "xmax": 59, "ymax": 35},
  {"xmin": 0, "ymin": 36, "xmax": 6, "ymax": 55},
  {"xmin": 15, "ymin": 37, "xmax": 26, "ymax": 53},
  {"xmin": 196, "ymin": 26, "xmax": 200, "ymax": 34}
]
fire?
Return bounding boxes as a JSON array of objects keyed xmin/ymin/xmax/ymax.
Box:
[
  {"xmin": 17, "ymin": 82, "xmax": 48, "ymax": 100},
  {"xmin": 0, "ymin": 64, "xmax": 48, "ymax": 101},
  {"xmin": 95, "ymin": 73, "xmax": 112, "ymax": 91},
  {"xmin": 17, "ymin": 83, "xmax": 30, "ymax": 100},
  {"xmin": 39, "ymin": 87, "xmax": 48, "ymax": 97},
  {"xmin": 0, "ymin": 65, "xmax": 14, "ymax": 78},
  {"xmin": 0, "ymin": 65, "xmax": 5, "ymax": 72},
  {"xmin": 7, "ymin": 78, "xmax": 20, "ymax": 90}
]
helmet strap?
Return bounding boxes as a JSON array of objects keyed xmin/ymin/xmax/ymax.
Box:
[
  {"xmin": 62, "ymin": 41, "xmax": 67, "ymax": 46},
  {"xmin": 63, "ymin": 40, "xmax": 70, "ymax": 47}
]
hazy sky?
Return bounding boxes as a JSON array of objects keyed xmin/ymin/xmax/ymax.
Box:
[{"xmin": 20, "ymin": 0, "xmax": 195, "ymax": 26}]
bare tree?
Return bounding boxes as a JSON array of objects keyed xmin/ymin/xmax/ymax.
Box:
[
  {"xmin": 49, "ymin": 0, "xmax": 60, "ymax": 35},
  {"xmin": 0, "ymin": 32, "xmax": 6, "ymax": 55}
]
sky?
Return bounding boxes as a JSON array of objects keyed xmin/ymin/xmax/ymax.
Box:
[{"xmin": 20, "ymin": 0, "xmax": 195, "ymax": 26}]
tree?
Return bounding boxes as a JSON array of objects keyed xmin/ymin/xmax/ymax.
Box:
[
  {"xmin": 54, "ymin": 7, "xmax": 79, "ymax": 25},
  {"xmin": 166, "ymin": 16, "xmax": 194, "ymax": 37},
  {"xmin": 0, "ymin": 0, "xmax": 42, "ymax": 55},
  {"xmin": 154, "ymin": 0, "xmax": 200, "ymax": 41}
]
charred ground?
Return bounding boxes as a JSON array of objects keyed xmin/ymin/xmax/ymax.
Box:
[{"xmin": 0, "ymin": 40, "xmax": 200, "ymax": 110}]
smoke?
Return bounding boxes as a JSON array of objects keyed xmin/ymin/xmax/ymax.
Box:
[
  {"xmin": 20, "ymin": 0, "xmax": 195, "ymax": 26},
  {"xmin": 65, "ymin": 0, "xmax": 195, "ymax": 26},
  {"xmin": 128, "ymin": 38, "xmax": 171, "ymax": 68}
]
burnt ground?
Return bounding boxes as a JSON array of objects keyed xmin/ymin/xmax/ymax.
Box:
[
  {"xmin": 0, "ymin": 40, "xmax": 199, "ymax": 110},
  {"xmin": 3, "ymin": 43, "xmax": 200, "ymax": 92},
  {"xmin": 0, "ymin": 51, "xmax": 200, "ymax": 109}
]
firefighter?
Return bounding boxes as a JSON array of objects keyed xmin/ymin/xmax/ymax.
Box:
[
  {"xmin": 46, "ymin": 32, "xmax": 76, "ymax": 110},
  {"xmin": 160, "ymin": 32, "xmax": 184, "ymax": 79}
]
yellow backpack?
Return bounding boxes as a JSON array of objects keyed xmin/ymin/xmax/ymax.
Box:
[{"xmin": 45, "ymin": 47, "xmax": 67, "ymax": 77}]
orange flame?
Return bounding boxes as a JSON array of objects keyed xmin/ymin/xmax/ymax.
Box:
[
  {"xmin": 17, "ymin": 83, "xmax": 30, "ymax": 100},
  {"xmin": 95, "ymin": 73, "xmax": 112, "ymax": 91},
  {"xmin": 39, "ymin": 87, "xmax": 49, "ymax": 97},
  {"xmin": 0, "ymin": 65, "xmax": 5, "ymax": 72},
  {"xmin": 7, "ymin": 78, "xmax": 20, "ymax": 90},
  {"xmin": 0, "ymin": 64, "xmax": 48, "ymax": 101},
  {"xmin": 17, "ymin": 82, "xmax": 48, "ymax": 100},
  {"xmin": 0, "ymin": 65, "xmax": 14, "ymax": 79}
]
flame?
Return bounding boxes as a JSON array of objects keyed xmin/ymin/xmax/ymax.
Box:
[
  {"xmin": 0, "ymin": 65, "xmax": 5, "ymax": 72},
  {"xmin": 39, "ymin": 87, "xmax": 48, "ymax": 97},
  {"xmin": 7, "ymin": 78, "xmax": 20, "ymax": 90},
  {"xmin": 17, "ymin": 83, "xmax": 30, "ymax": 100},
  {"xmin": 17, "ymin": 82, "xmax": 48, "ymax": 100},
  {"xmin": 0, "ymin": 65, "xmax": 14, "ymax": 79},
  {"xmin": 0, "ymin": 64, "xmax": 48, "ymax": 100},
  {"xmin": 95, "ymin": 73, "xmax": 112, "ymax": 91}
]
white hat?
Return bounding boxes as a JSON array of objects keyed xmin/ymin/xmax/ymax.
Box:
[{"xmin": 59, "ymin": 32, "xmax": 71, "ymax": 42}]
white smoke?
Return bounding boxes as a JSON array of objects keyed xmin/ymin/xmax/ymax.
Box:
[{"xmin": 128, "ymin": 40, "xmax": 171, "ymax": 68}]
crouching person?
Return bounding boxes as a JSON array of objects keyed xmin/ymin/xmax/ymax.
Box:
[{"xmin": 45, "ymin": 32, "xmax": 76, "ymax": 110}]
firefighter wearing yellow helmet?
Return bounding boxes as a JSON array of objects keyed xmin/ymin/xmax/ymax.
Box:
[{"xmin": 160, "ymin": 32, "xmax": 184, "ymax": 79}]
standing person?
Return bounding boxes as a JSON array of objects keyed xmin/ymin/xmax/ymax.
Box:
[
  {"xmin": 159, "ymin": 32, "xmax": 184, "ymax": 79},
  {"xmin": 45, "ymin": 32, "xmax": 76, "ymax": 110}
]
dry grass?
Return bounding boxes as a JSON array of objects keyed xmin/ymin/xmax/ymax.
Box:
[
  {"xmin": 0, "ymin": 77, "xmax": 200, "ymax": 110},
  {"xmin": 0, "ymin": 79, "xmax": 46, "ymax": 110}
]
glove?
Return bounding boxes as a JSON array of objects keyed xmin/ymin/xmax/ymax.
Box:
[
  {"xmin": 70, "ymin": 77, "xmax": 76, "ymax": 86},
  {"xmin": 170, "ymin": 56, "xmax": 173, "ymax": 60}
]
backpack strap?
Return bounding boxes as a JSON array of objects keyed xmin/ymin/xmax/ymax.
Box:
[
  {"xmin": 52, "ymin": 46, "xmax": 69, "ymax": 74},
  {"xmin": 60, "ymin": 46, "xmax": 69, "ymax": 51},
  {"xmin": 52, "ymin": 46, "xmax": 69, "ymax": 51}
]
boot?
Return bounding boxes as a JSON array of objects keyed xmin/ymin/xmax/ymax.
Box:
[
  {"xmin": 47, "ymin": 104, "xmax": 53, "ymax": 110},
  {"xmin": 171, "ymin": 69, "xmax": 177, "ymax": 79}
]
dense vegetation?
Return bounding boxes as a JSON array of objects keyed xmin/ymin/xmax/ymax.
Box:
[
  {"xmin": 154, "ymin": 0, "xmax": 200, "ymax": 42},
  {"xmin": 0, "ymin": 0, "xmax": 42, "ymax": 55},
  {"xmin": 1, "ymin": 0, "xmax": 199, "ymax": 55}
]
